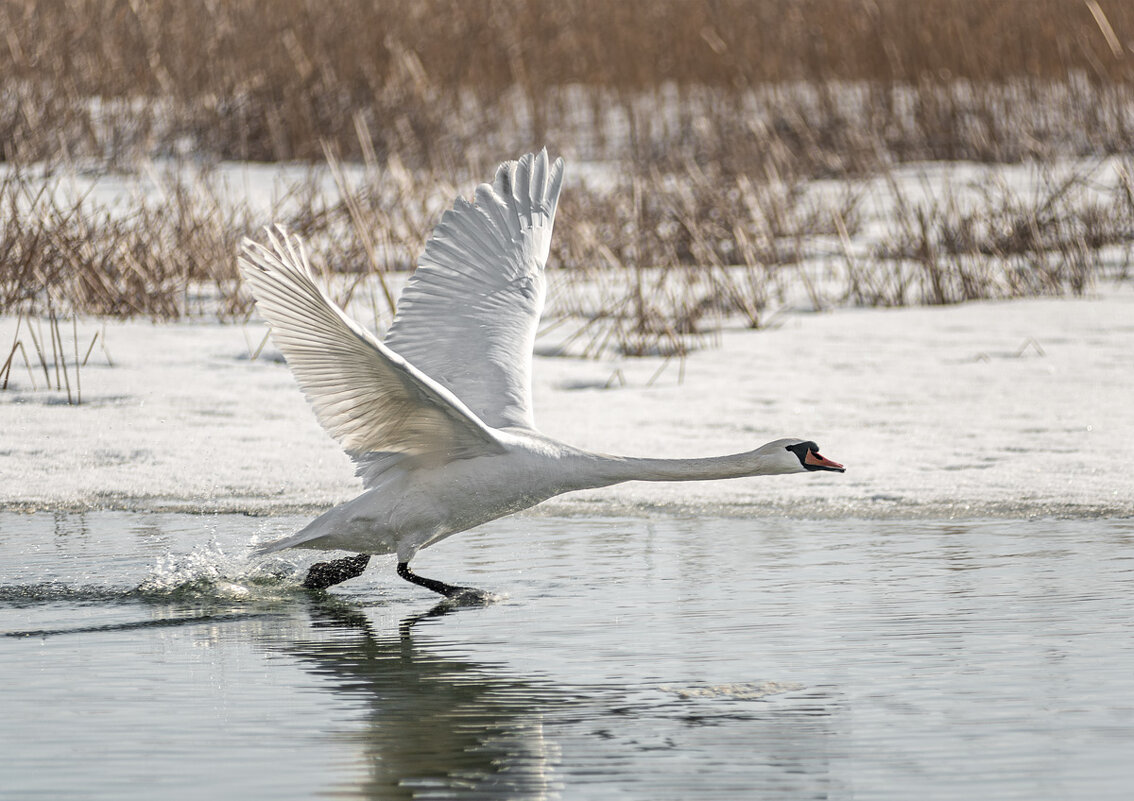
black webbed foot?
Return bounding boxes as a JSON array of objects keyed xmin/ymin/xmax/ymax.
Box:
[
  {"xmin": 396, "ymin": 562, "xmax": 495, "ymax": 604},
  {"xmin": 302, "ymin": 553, "xmax": 372, "ymax": 590}
]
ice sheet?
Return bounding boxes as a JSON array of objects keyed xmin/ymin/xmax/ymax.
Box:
[{"xmin": 3, "ymin": 284, "xmax": 1130, "ymax": 519}]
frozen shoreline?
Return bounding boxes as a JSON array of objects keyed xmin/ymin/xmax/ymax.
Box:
[{"xmin": 2, "ymin": 283, "xmax": 1131, "ymax": 520}]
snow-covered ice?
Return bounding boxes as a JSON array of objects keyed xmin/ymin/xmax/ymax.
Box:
[{"xmin": 2, "ymin": 283, "xmax": 1130, "ymax": 519}]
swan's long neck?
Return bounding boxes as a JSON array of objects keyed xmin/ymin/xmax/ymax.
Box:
[{"xmin": 568, "ymin": 449, "xmax": 785, "ymax": 490}]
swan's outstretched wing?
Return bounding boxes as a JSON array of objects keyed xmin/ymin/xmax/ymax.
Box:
[
  {"xmin": 239, "ymin": 229, "xmax": 505, "ymax": 482},
  {"xmin": 383, "ymin": 149, "xmax": 565, "ymax": 431}
]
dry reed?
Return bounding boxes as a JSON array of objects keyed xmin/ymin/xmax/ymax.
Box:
[
  {"xmin": 864, "ymin": 161, "xmax": 1134, "ymax": 306},
  {"xmin": 0, "ymin": 304, "xmax": 104, "ymax": 403}
]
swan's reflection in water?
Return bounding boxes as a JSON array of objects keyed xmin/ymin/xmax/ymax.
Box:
[
  {"xmin": 278, "ymin": 602, "xmax": 567, "ymax": 800},
  {"xmin": 267, "ymin": 600, "xmax": 841, "ymax": 800}
]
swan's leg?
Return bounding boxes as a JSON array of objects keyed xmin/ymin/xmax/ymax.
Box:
[
  {"xmin": 303, "ymin": 553, "xmax": 371, "ymax": 590},
  {"xmin": 397, "ymin": 562, "xmax": 483, "ymax": 599}
]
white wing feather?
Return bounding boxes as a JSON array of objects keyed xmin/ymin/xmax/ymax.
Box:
[
  {"xmin": 383, "ymin": 149, "xmax": 565, "ymax": 431},
  {"xmin": 238, "ymin": 228, "xmax": 505, "ymax": 484}
]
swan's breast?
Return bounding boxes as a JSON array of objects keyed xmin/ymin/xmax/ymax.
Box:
[
  {"xmin": 315, "ymin": 436, "xmax": 592, "ymax": 557},
  {"xmin": 393, "ymin": 448, "xmax": 567, "ymax": 533}
]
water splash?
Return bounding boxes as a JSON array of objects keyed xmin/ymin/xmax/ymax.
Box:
[{"xmin": 136, "ymin": 541, "xmax": 302, "ymax": 603}]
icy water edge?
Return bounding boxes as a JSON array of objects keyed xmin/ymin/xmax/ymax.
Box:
[{"xmin": 1, "ymin": 512, "xmax": 1132, "ymax": 800}]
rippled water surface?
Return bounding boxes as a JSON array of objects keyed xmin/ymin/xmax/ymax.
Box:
[{"xmin": 2, "ymin": 512, "xmax": 1132, "ymax": 800}]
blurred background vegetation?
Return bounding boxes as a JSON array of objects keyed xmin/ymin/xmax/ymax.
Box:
[
  {"xmin": 1, "ymin": 0, "xmax": 1132, "ymax": 354},
  {"xmin": 4, "ymin": 0, "xmax": 1134, "ymax": 167}
]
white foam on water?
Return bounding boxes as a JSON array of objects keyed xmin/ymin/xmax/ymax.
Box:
[{"xmin": 658, "ymin": 681, "xmax": 805, "ymax": 701}]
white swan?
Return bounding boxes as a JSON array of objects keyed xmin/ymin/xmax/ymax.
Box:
[{"xmin": 239, "ymin": 149, "xmax": 844, "ymax": 598}]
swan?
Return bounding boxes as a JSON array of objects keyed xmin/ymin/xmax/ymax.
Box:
[{"xmin": 239, "ymin": 149, "xmax": 844, "ymax": 598}]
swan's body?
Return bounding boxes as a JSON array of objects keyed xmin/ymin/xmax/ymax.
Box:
[
  {"xmin": 260, "ymin": 433, "xmax": 821, "ymax": 559},
  {"xmin": 239, "ymin": 150, "xmax": 844, "ymax": 596}
]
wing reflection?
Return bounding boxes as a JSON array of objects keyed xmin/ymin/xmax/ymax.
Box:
[{"xmin": 279, "ymin": 602, "xmax": 566, "ymax": 800}]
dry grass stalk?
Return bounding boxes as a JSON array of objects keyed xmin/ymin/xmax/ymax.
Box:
[
  {"xmin": 320, "ymin": 141, "xmax": 397, "ymax": 321},
  {"xmin": 1, "ymin": 304, "xmax": 100, "ymax": 404}
]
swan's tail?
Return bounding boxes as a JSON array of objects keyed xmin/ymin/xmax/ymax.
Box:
[
  {"xmin": 251, "ymin": 530, "xmax": 314, "ymax": 556},
  {"xmin": 251, "ymin": 514, "xmax": 333, "ymax": 556}
]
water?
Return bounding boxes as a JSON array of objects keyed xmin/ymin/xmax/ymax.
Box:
[{"xmin": 1, "ymin": 512, "xmax": 1132, "ymax": 800}]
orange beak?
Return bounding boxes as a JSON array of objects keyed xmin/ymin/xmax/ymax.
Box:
[{"xmin": 805, "ymin": 449, "xmax": 845, "ymax": 472}]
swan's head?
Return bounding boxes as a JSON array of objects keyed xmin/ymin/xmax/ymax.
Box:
[{"xmin": 758, "ymin": 438, "xmax": 845, "ymax": 474}]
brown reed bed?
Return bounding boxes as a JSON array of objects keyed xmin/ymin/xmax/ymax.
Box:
[
  {"xmin": 2, "ymin": 152, "xmax": 1132, "ymax": 364},
  {"xmin": 860, "ymin": 160, "xmax": 1134, "ymax": 306},
  {"xmin": 542, "ymin": 158, "xmax": 1134, "ymax": 357},
  {"xmin": 3, "ymin": 0, "xmax": 1134, "ymax": 171},
  {"xmin": 1, "ymin": 0, "xmax": 1133, "ymax": 360},
  {"xmin": 0, "ymin": 162, "xmax": 254, "ymax": 319}
]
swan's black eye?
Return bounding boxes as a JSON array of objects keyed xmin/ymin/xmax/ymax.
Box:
[
  {"xmin": 786, "ymin": 440, "xmax": 826, "ymax": 469},
  {"xmin": 785, "ymin": 441, "xmax": 813, "ymax": 460}
]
